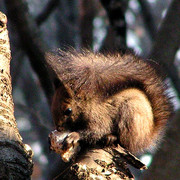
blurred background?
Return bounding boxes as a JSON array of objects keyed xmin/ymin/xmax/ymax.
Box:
[{"xmin": 0, "ymin": 0, "xmax": 179, "ymax": 179}]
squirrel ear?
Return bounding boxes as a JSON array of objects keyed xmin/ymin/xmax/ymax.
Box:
[
  {"xmin": 45, "ymin": 52, "xmax": 60, "ymax": 75},
  {"xmin": 53, "ymin": 77, "xmax": 74, "ymax": 98}
]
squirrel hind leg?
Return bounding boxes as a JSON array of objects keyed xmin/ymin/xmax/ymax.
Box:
[{"xmin": 117, "ymin": 88, "xmax": 155, "ymax": 154}]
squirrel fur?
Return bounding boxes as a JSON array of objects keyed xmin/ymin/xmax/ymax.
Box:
[{"xmin": 46, "ymin": 49, "xmax": 173, "ymax": 154}]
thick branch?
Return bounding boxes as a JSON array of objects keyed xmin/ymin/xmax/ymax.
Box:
[
  {"xmin": 79, "ymin": 0, "xmax": 97, "ymax": 49},
  {"xmin": 60, "ymin": 146, "xmax": 146, "ymax": 180},
  {"xmin": 5, "ymin": 0, "xmax": 54, "ymax": 105},
  {"xmin": 138, "ymin": 0, "xmax": 157, "ymax": 40},
  {"xmin": 49, "ymin": 130, "xmax": 146, "ymax": 180},
  {"xmin": 0, "ymin": 11, "xmax": 33, "ymax": 179},
  {"xmin": 149, "ymin": 0, "xmax": 180, "ymax": 97},
  {"xmin": 100, "ymin": 0, "xmax": 129, "ymax": 51}
]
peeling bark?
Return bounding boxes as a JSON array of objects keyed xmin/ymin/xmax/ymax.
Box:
[{"xmin": 56, "ymin": 147, "xmax": 147, "ymax": 180}]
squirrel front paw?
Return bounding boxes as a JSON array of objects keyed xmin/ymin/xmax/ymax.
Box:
[
  {"xmin": 62, "ymin": 131, "xmax": 80, "ymax": 151},
  {"xmin": 49, "ymin": 130, "xmax": 80, "ymax": 162}
]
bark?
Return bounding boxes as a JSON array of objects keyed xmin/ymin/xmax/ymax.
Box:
[
  {"xmin": 0, "ymin": 11, "xmax": 33, "ymax": 179},
  {"xmin": 57, "ymin": 146, "xmax": 147, "ymax": 180},
  {"xmin": 5, "ymin": 0, "xmax": 54, "ymax": 105}
]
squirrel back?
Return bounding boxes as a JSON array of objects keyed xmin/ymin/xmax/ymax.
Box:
[{"xmin": 46, "ymin": 49, "xmax": 173, "ymax": 154}]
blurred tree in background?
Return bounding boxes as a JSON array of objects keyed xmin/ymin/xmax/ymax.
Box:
[{"xmin": 0, "ymin": 0, "xmax": 180, "ymax": 179}]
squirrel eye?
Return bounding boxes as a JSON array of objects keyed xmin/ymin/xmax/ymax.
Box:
[{"xmin": 64, "ymin": 108, "xmax": 72, "ymax": 116}]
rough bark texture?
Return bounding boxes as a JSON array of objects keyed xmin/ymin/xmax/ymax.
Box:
[
  {"xmin": 0, "ymin": 11, "xmax": 33, "ymax": 179},
  {"xmin": 58, "ymin": 146, "xmax": 146, "ymax": 180},
  {"xmin": 0, "ymin": 12, "xmax": 20, "ymax": 142}
]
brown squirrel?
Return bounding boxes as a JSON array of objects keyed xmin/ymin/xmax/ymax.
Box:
[{"xmin": 46, "ymin": 49, "xmax": 173, "ymax": 154}]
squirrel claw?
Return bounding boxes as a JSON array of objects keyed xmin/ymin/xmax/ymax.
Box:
[{"xmin": 62, "ymin": 132, "xmax": 80, "ymax": 150}]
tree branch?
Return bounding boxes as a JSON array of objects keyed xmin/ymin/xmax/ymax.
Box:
[
  {"xmin": 100, "ymin": 0, "xmax": 129, "ymax": 52},
  {"xmin": 36, "ymin": 0, "xmax": 61, "ymax": 25},
  {"xmin": 49, "ymin": 130, "xmax": 147, "ymax": 180},
  {"xmin": 57, "ymin": 148, "xmax": 146, "ymax": 180},
  {"xmin": 149, "ymin": 0, "xmax": 180, "ymax": 97},
  {"xmin": 5, "ymin": 0, "xmax": 54, "ymax": 105},
  {"xmin": 79, "ymin": 0, "xmax": 97, "ymax": 49},
  {"xmin": 0, "ymin": 11, "xmax": 33, "ymax": 179},
  {"xmin": 142, "ymin": 1, "xmax": 180, "ymax": 178},
  {"xmin": 138, "ymin": 0, "xmax": 157, "ymax": 40}
]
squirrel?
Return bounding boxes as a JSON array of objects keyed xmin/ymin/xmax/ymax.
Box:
[{"xmin": 46, "ymin": 49, "xmax": 173, "ymax": 154}]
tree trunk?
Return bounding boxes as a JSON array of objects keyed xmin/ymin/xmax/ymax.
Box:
[{"xmin": 0, "ymin": 11, "xmax": 33, "ymax": 179}]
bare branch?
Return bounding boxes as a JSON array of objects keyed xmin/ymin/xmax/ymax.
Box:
[
  {"xmin": 5, "ymin": 0, "xmax": 54, "ymax": 105},
  {"xmin": 100, "ymin": 0, "xmax": 129, "ymax": 51},
  {"xmin": 79, "ymin": 0, "xmax": 97, "ymax": 49},
  {"xmin": 138, "ymin": 0, "xmax": 157, "ymax": 40},
  {"xmin": 0, "ymin": 11, "xmax": 21, "ymax": 143},
  {"xmin": 149, "ymin": 0, "xmax": 180, "ymax": 97},
  {"xmin": 36, "ymin": 0, "xmax": 61, "ymax": 25},
  {"xmin": 49, "ymin": 130, "xmax": 147, "ymax": 179}
]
